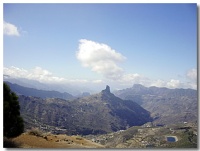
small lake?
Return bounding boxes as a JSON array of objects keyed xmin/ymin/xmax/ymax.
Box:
[{"xmin": 166, "ymin": 136, "xmax": 176, "ymax": 142}]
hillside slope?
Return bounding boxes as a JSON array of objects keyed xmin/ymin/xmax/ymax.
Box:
[
  {"xmin": 18, "ymin": 86, "xmax": 152, "ymax": 135},
  {"xmin": 85, "ymin": 122, "xmax": 197, "ymax": 148},
  {"xmin": 12, "ymin": 132, "xmax": 104, "ymax": 148},
  {"xmin": 114, "ymin": 84, "xmax": 197, "ymax": 125}
]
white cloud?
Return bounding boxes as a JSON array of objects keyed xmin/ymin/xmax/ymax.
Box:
[
  {"xmin": 118, "ymin": 73, "xmax": 197, "ymax": 90},
  {"xmin": 3, "ymin": 66, "xmax": 98, "ymax": 85},
  {"xmin": 120, "ymin": 73, "xmax": 148, "ymax": 85},
  {"xmin": 150, "ymin": 77, "xmax": 197, "ymax": 90},
  {"xmin": 3, "ymin": 66, "xmax": 62, "ymax": 83},
  {"xmin": 76, "ymin": 39, "xmax": 197, "ymax": 90},
  {"xmin": 3, "ymin": 65, "xmax": 197, "ymax": 92},
  {"xmin": 92, "ymin": 80, "xmax": 103, "ymax": 84},
  {"xmin": 185, "ymin": 68, "xmax": 197, "ymax": 89},
  {"xmin": 76, "ymin": 39, "xmax": 126, "ymax": 80},
  {"xmin": 150, "ymin": 79, "xmax": 167, "ymax": 87},
  {"xmin": 186, "ymin": 68, "xmax": 197, "ymax": 81},
  {"xmin": 3, "ymin": 66, "xmax": 28, "ymax": 77},
  {"xmin": 3, "ymin": 21, "xmax": 20, "ymax": 36},
  {"xmin": 166, "ymin": 79, "xmax": 181, "ymax": 88}
]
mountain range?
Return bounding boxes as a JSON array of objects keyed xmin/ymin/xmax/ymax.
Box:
[
  {"xmin": 114, "ymin": 84, "xmax": 197, "ymax": 125},
  {"xmin": 5, "ymin": 81, "xmax": 74, "ymax": 100},
  {"xmin": 4, "ymin": 81, "xmax": 197, "ymax": 135},
  {"xmin": 3, "ymin": 75, "xmax": 100, "ymax": 95},
  {"xmin": 17, "ymin": 85, "xmax": 152, "ymax": 135}
]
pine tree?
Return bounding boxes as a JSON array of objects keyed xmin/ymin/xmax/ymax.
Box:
[{"xmin": 3, "ymin": 82, "xmax": 24, "ymax": 138}]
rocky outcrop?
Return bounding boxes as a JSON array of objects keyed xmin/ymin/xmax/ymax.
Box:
[{"xmin": 101, "ymin": 85, "xmax": 110, "ymax": 94}]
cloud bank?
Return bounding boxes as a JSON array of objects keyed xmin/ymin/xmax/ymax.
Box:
[
  {"xmin": 4, "ymin": 66, "xmax": 63, "ymax": 83},
  {"xmin": 3, "ymin": 40, "xmax": 197, "ymax": 91},
  {"xmin": 3, "ymin": 66, "xmax": 101, "ymax": 85},
  {"xmin": 76, "ymin": 39, "xmax": 126, "ymax": 80},
  {"xmin": 3, "ymin": 65, "xmax": 197, "ymax": 91},
  {"xmin": 3, "ymin": 21, "xmax": 20, "ymax": 36},
  {"xmin": 187, "ymin": 68, "xmax": 197, "ymax": 81},
  {"xmin": 76, "ymin": 39, "xmax": 197, "ymax": 90}
]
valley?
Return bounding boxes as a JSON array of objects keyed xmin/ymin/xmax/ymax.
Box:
[
  {"xmin": 84, "ymin": 122, "xmax": 197, "ymax": 148},
  {"xmin": 3, "ymin": 3, "xmax": 197, "ymax": 149},
  {"xmin": 3, "ymin": 81, "xmax": 198, "ymax": 148},
  {"xmin": 17, "ymin": 85, "xmax": 152, "ymax": 135}
]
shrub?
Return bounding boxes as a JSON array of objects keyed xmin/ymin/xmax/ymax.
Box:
[
  {"xmin": 76, "ymin": 136, "xmax": 83, "ymax": 140},
  {"xmin": 28, "ymin": 128, "xmax": 44, "ymax": 137},
  {"xmin": 3, "ymin": 137, "xmax": 21, "ymax": 148}
]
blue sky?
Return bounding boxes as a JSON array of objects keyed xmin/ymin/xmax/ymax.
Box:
[{"xmin": 3, "ymin": 3, "xmax": 197, "ymax": 91}]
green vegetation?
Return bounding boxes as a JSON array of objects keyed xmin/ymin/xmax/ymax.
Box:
[
  {"xmin": 3, "ymin": 137, "xmax": 21, "ymax": 148},
  {"xmin": 3, "ymin": 83, "xmax": 197, "ymax": 149},
  {"xmin": 3, "ymin": 82, "xmax": 24, "ymax": 138},
  {"xmin": 165, "ymin": 130, "xmax": 197, "ymax": 148},
  {"xmin": 85, "ymin": 123, "xmax": 197, "ymax": 149},
  {"xmin": 120, "ymin": 126, "xmax": 139, "ymax": 141},
  {"xmin": 28, "ymin": 128, "xmax": 44, "ymax": 137}
]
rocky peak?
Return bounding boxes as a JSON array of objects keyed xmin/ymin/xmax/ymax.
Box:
[
  {"xmin": 105, "ymin": 85, "xmax": 110, "ymax": 92},
  {"xmin": 101, "ymin": 85, "xmax": 110, "ymax": 94}
]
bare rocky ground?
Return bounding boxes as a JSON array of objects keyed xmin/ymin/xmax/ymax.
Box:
[
  {"xmin": 11, "ymin": 132, "xmax": 104, "ymax": 148},
  {"xmin": 6, "ymin": 122, "xmax": 197, "ymax": 149}
]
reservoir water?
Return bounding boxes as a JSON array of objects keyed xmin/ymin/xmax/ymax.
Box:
[{"xmin": 166, "ymin": 136, "xmax": 176, "ymax": 142}]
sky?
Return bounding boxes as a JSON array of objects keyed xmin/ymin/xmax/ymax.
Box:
[{"xmin": 3, "ymin": 3, "xmax": 197, "ymax": 91}]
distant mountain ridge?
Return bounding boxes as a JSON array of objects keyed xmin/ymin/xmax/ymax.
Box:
[
  {"xmin": 3, "ymin": 75, "xmax": 99, "ymax": 95},
  {"xmin": 114, "ymin": 84, "xmax": 197, "ymax": 125},
  {"xmin": 5, "ymin": 81, "xmax": 74, "ymax": 100},
  {"xmin": 18, "ymin": 85, "xmax": 152, "ymax": 135}
]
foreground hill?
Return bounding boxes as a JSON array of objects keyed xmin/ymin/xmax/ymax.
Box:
[
  {"xmin": 10, "ymin": 131, "xmax": 104, "ymax": 148},
  {"xmin": 18, "ymin": 86, "xmax": 152, "ymax": 135},
  {"xmin": 114, "ymin": 84, "xmax": 197, "ymax": 125},
  {"xmin": 7, "ymin": 122, "xmax": 197, "ymax": 148},
  {"xmin": 5, "ymin": 81, "xmax": 74, "ymax": 100}
]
